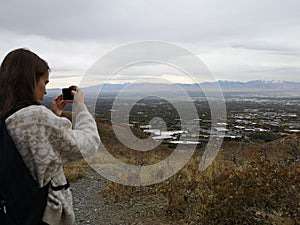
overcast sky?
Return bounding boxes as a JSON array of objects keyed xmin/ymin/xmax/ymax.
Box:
[{"xmin": 0, "ymin": 0, "xmax": 299, "ymax": 88}]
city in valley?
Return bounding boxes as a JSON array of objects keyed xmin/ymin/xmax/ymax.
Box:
[{"xmin": 91, "ymin": 93, "xmax": 300, "ymax": 146}]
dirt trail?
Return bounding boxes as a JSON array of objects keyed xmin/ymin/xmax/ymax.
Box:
[{"xmin": 71, "ymin": 169, "xmax": 175, "ymax": 225}]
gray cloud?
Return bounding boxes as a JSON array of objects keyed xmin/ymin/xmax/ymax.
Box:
[
  {"xmin": 1, "ymin": 0, "xmax": 298, "ymax": 43},
  {"xmin": 0, "ymin": 0, "xmax": 300, "ymax": 84}
]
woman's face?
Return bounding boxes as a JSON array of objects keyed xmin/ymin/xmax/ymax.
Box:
[{"xmin": 34, "ymin": 72, "xmax": 49, "ymax": 104}]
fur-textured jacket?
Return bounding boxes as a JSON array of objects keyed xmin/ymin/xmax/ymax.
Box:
[{"xmin": 5, "ymin": 103, "xmax": 100, "ymax": 225}]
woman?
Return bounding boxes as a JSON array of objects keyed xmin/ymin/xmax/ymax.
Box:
[{"xmin": 0, "ymin": 48, "xmax": 100, "ymax": 224}]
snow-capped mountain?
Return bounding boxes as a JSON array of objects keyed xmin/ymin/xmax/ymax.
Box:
[{"xmin": 213, "ymin": 80, "xmax": 300, "ymax": 92}]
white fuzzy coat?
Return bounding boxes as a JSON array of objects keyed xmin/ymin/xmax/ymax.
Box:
[{"xmin": 5, "ymin": 104, "xmax": 100, "ymax": 225}]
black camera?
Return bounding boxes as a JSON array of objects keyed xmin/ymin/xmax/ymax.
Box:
[{"xmin": 62, "ymin": 87, "xmax": 77, "ymax": 100}]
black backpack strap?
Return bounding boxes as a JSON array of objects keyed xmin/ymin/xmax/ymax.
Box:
[
  {"xmin": 1, "ymin": 107, "xmax": 24, "ymax": 123},
  {"xmin": 50, "ymin": 180, "xmax": 70, "ymax": 191}
]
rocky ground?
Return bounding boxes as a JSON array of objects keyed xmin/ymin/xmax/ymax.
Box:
[{"xmin": 71, "ymin": 169, "xmax": 176, "ymax": 225}]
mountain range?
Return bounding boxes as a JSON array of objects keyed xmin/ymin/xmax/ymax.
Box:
[{"xmin": 46, "ymin": 80, "xmax": 300, "ymax": 98}]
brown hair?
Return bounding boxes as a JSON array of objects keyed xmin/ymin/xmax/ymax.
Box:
[{"xmin": 0, "ymin": 48, "xmax": 50, "ymax": 119}]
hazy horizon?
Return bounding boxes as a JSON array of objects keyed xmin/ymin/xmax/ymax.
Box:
[{"xmin": 47, "ymin": 78, "xmax": 300, "ymax": 89}]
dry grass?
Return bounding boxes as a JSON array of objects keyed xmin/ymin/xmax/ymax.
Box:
[
  {"xmin": 103, "ymin": 134, "xmax": 300, "ymax": 224},
  {"xmin": 63, "ymin": 160, "xmax": 89, "ymax": 182}
]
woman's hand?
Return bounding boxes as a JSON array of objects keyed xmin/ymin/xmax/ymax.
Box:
[
  {"xmin": 73, "ymin": 88, "xmax": 84, "ymax": 105},
  {"xmin": 51, "ymin": 86, "xmax": 84, "ymax": 116},
  {"xmin": 51, "ymin": 94, "xmax": 69, "ymax": 116}
]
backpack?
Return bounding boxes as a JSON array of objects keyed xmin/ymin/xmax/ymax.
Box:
[{"xmin": 0, "ymin": 108, "xmax": 49, "ymax": 225}]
